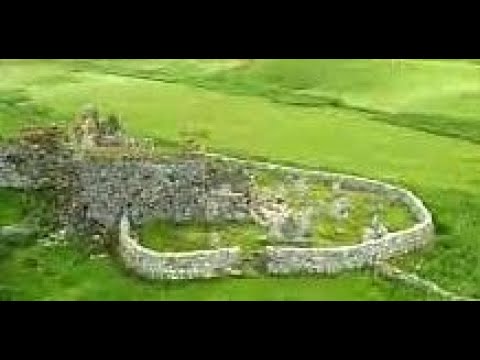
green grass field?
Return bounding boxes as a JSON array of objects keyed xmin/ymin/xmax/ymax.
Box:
[
  {"xmin": 139, "ymin": 219, "xmax": 268, "ymax": 253},
  {"xmin": 0, "ymin": 189, "xmax": 27, "ymax": 226},
  {"xmin": 1, "ymin": 59, "xmax": 479, "ymax": 300}
]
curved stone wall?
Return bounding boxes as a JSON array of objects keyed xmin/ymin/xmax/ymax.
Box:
[
  {"xmin": 118, "ymin": 214, "xmax": 242, "ymax": 280},
  {"xmin": 203, "ymin": 153, "xmax": 434, "ymax": 275}
]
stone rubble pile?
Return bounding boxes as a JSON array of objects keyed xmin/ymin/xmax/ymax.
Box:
[
  {"xmin": 72, "ymin": 158, "xmax": 253, "ymax": 231},
  {"xmin": 0, "ymin": 149, "xmax": 35, "ymax": 188},
  {"xmin": 362, "ymin": 214, "xmax": 389, "ymax": 242}
]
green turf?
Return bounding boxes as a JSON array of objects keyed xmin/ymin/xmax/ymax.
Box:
[
  {"xmin": 63, "ymin": 59, "xmax": 480, "ymax": 145},
  {"xmin": 0, "ymin": 241, "xmax": 439, "ymax": 301},
  {"xmin": 0, "ymin": 188, "xmax": 28, "ymax": 226},
  {"xmin": 139, "ymin": 219, "xmax": 267, "ymax": 253},
  {"xmin": 1, "ymin": 59, "xmax": 479, "ymax": 300}
]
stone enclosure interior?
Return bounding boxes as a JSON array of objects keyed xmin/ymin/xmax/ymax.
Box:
[{"xmin": 0, "ymin": 107, "xmax": 435, "ymax": 281}]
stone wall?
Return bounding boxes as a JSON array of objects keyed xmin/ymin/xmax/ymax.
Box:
[
  {"xmin": 118, "ymin": 214, "xmax": 241, "ymax": 280},
  {"xmin": 265, "ymin": 223, "xmax": 433, "ymax": 274},
  {"xmin": 202, "ymin": 153, "xmax": 434, "ymax": 275},
  {"xmin": 0, "ymin": 148, "xmax": 34, "ymax": 188},
  {"xmin": 375, "ymin": 263, "xmax": 475, "ymax": 301},
  {"xmin": 0, "ymin": 143, "xmax": 75, "ymax": 190},
  {"xmin": 0, "ymin": 145, "xmax": 252, "ymax": 232},
  {"xmin": 73, "ymin": 158, "xmax": 252, "ymax": 230}
]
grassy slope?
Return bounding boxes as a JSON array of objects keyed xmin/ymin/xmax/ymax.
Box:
[
  {"xmin": 1, "ymin": 59, "xmax": 479, "ymax": 300},
  {"xmin": 25, "ymin": 72, "xmax": 480, "ymax": 189},
  {"xmin": 69, "ymin": 59, "xmax": 480, "ymax": 145}
]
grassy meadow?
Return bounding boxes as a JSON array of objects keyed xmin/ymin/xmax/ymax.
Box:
[{"xmin": 0, "ymin": 59, "xmax": 479, "ymax": 300}]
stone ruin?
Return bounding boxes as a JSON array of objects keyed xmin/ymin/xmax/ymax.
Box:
[
  {"xmin": 329, "ymin": 181, "xmax": 351, "ymax": 221},
  {"xmin": 0, "ymin": 111, "xmax": 257, "ymax": 238},
  {"xmin": 0, "ymin": 105, "xmax": 435, "ymax": 280},
  {"xmin": 1, "ymin": 110, "xmax": 325, "ymax": 251},
  {"xmin": 362, "ymin": 213, "xmax": 389, "ymax": 242},
  {"xmin": 249, "ymin": 185, "xmax": 318, "ymax": 247},
  {"xmin": 72, "ymin": 104, "xmax": 125, "ymax": 149}
]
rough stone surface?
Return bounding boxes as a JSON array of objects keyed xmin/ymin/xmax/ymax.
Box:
[
  {"xmin": 0, "ymin": 145, "xmax": 252, "ymax": 233},
  {"xmin": 362, "ymin": 214, "xmax": 388, "ymax": 242},
  {"xmin": 71, "ymin": 158, "xmax": 252, "ymax": 230},
  {"xmin": 331, "ymin": 196, "xmax": 351, "ymax": 220},
  {"xmin": 0, "ymin": 148, "xmax": 35, "ymax": 188}
]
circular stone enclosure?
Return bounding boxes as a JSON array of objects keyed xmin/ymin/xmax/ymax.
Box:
[{"xmin": 118, "ymin": 153, "xmax": 434, "ymax": 280}]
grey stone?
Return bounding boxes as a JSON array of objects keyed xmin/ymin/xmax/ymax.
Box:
[{"xmin": 331, "ymin": 196, "xmax": 351, "ymax": 220}]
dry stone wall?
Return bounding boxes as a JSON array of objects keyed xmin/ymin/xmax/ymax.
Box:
[
  {"xmin": 0, "ymin": 148, "xmax": 35, "ymax": 188},
  {"xmin": 202, "ymin": 153, "xmax": 434, "ymax": 275},
  {"xmin": 73, "ymin": 158, "xmax": 252, "ymax": 230},
  {"xmin": 118, "ymin": 214, "xmax": 241, "ymax": 280},
  {"xmin": 0, "ymin": 146, "xmax": 252, "ymax": 232}
]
